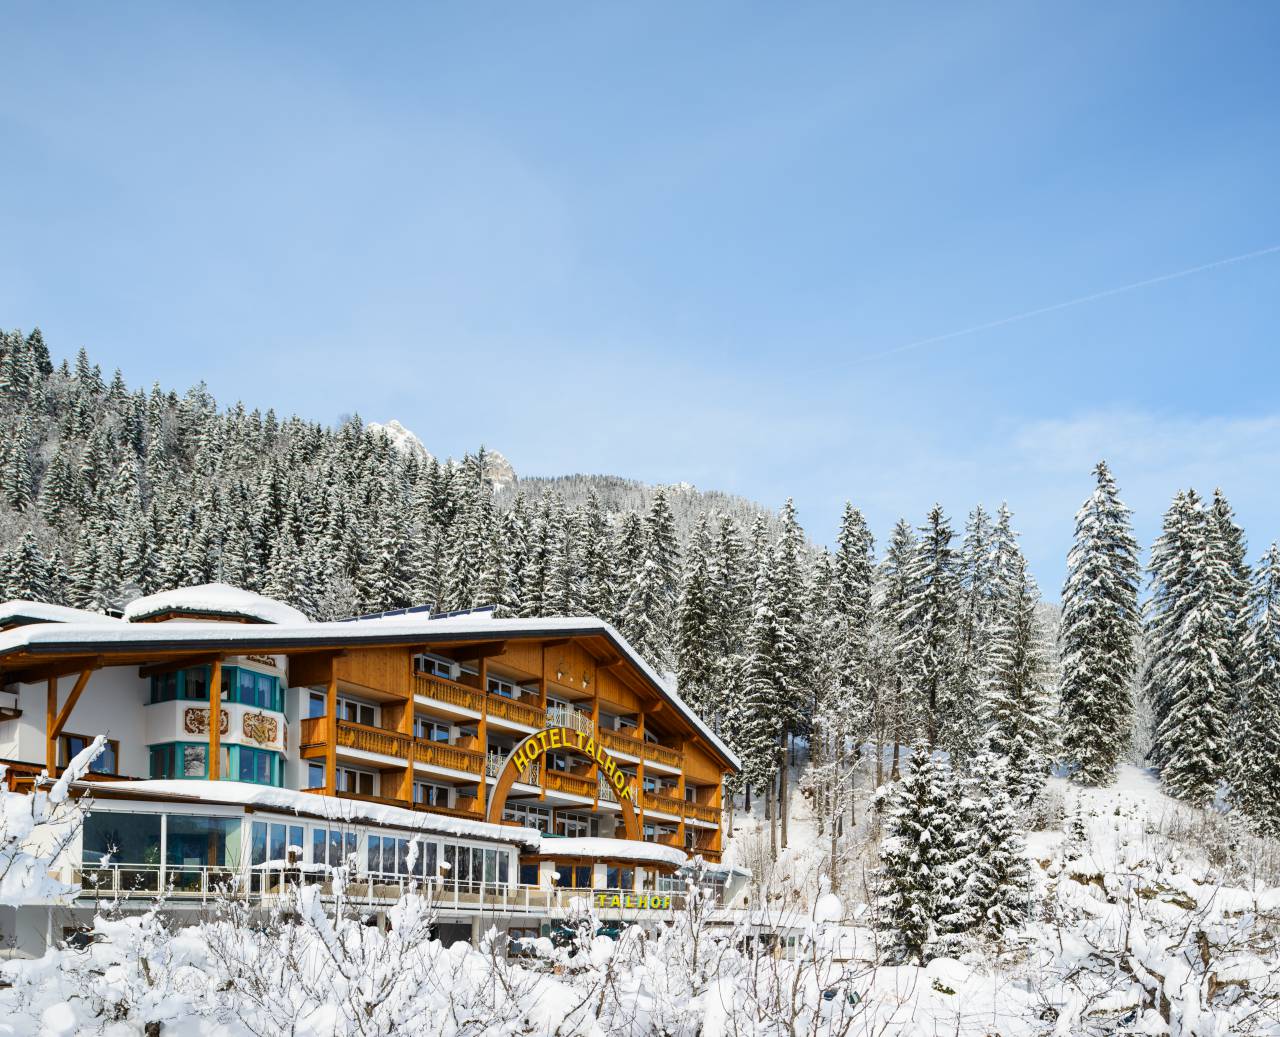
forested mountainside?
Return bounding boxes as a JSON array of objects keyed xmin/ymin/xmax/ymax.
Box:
[{"xmin": 1, "ymin": 325, "xmax": 1278, "ymax": 842}]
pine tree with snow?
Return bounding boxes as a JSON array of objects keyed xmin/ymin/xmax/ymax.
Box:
[
  {"xmin": 985, "ymin": 542, "xmax": 1052, "ymax": 808},
  {"xmin": 875, "ymin": 745, "xmax": 955, "ymax": 964},
  {"xmin": 962, "ymin": 758, "xmax": 1033, "ymax": 938},
  {"xmin": 1147, "ymin": 491, "xmax": 1235, "ymax": 805},
  {"xmin": 901, "ymin": 505, "xmax": 961, "ymax": 750},
  {"xmin": 1232, "ymin": 543, "xmax": 1280, "ymax": 834},
  {"xmin": 676, "ymin": 514, "xmax": 717, "ymax": 721},
  {"xmin": 7, "ymin": 531, "xmax": 51, "ymax": 601},
  {"xmin": 1059, "ymin": 461, "xmax": 1140, "ymax": 785},
  {"xmin": 877, "ymin": 518, "xmax": 920, "ymax": 779}
]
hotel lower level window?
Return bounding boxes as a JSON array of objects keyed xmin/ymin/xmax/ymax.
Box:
[
  {"xmin": 62, "ymin": 734, "xmax": 118, "ymax": 775},
  {"xmin": 235, "ymin": 746, "xmax": 280, "ymax": 786}
]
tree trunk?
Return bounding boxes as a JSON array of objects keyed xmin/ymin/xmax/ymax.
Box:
[
  {"xmin": 891, "ymin": 726, "xmax": 901, "ymax": 781},
  {"xmin": 768, "ymin": 780, "xmax": 777, "ymax": 861},
  {"xmin": 780, "ymin": 734, "xmax": 789, "ymax": 850}
]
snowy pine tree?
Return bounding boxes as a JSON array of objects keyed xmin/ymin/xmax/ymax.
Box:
[{"xmin": 1059, "ymin": 461, "xmax": 1140, "ymax": 785}]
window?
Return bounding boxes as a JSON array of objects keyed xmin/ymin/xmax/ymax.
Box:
[
  {"xmin": 336, "ymin": 766, "xmax": 376, "ymax": 797},
  {"xmin": 685, "ymin": 786, "xmax": 698, "ymax": 803},
  {"xmin": 556, "ymin": 812, "xmax": 592, "ymax": 839},
  {"xmin": 570, "ymin": 864, "xmax": 592, "ymax": 888},
  {"xmin": 311, "ymin": 828, "xmax": 357, "ymax": 868},
  {"xmin": 415, "ymin": 654, "xmax": 457, "ymax": 680},
  {"xmin": 606, "ymin": 866, "xmax": 634, "ymax": 890},
  {"xmin": 367, "ymin": 835, "xmax": 431, "ymax": 878},
  {"xmin": 250, "ymin": 821, "xmax": 304, "ymax": 866},
  {"xmin": 166, "ymin": 815, "xmax": 241, "ymax": 869},
  {"xmin": 487, "ymin": 676, "xmax": 520, "ymax": 699},
  {"xmin": 149, "ymin": 667, "xmax": 210, "ymax": 704},
  {"xmin": 519, "ymin": 863, "xmax": 539, "ymax": 886},
  {"xmin": 61, "ymin": 734, "xmax": 118, "ymax": 775},
  {"xmin": 617, "ymin": 716, "xmax": 637, "ymax": 731},
  {"xmin": 338, "ymin": 696, "xmax": 377, "ymax": 727},
  {"xmin": 307, "ymin": 761, "xmax": 325, "ymax": 789},
  {"xmin": 413, "ymin": 781, "xmax": 448, "ymax": 806},
  {"xmin": 503, "ymin": 803, "xmax": 551, "ymax": 833},
  {"xmin": 308, "ymin": 691, "xmax": 326, "ymax": 718},
  {"xmin": 82, "ymin": 811, "xmax": 161, "ymax": 866},
  {"xmin": 226, "ymin": 668, "xmax": 282, "ymax": 711},
  {"xmin": 235, "ymin": 746, "xmax": 280, "ymax": 786},
  {"xmin": 414, "ymin": 718, "xmax": 450, "ymax": 742},
  {"xmin": 149, "ymin": 742, "xmax": 221, "ymax": 780}
]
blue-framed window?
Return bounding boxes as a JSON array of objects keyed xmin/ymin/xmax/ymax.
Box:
[
  {"xmin": 148, "ymin": 741, "xmax": 281, "ymax": 786},
  {"xmin": 227, "ymin": 667, "xmax": 283, "ymax": 711},
  {"xmin": 234, "ymin": 745, "xmax": 282, "ymax": 786},
  {"xmin": 149, "ymin": 667, "xmax": 210, "ymax": 704},
  {"xmin": 149, "ymin": 742, "xmax": 212, "ymax": 779},
  {"xmin": 148, "ymin": 667, "xmax": 282, "ymax": 712}
]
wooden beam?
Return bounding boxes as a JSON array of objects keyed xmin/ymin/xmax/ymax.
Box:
[
  {"xmin": 477, "ymin": 656, "xmax": 489, "ymax": 815},
  {"xmin": 46, "ymin": 678, "xmax": 57, "ymax": 775},
  {"xmin": 541, "ymin": 638, "xmax": 570, "ymax": 649},
  {"xmin": 208, "ymin": 658, "xmax": 223, "ymax": 781},
  {"xmin": 324, "ymin": 665, "xmax": 338, "ymax": 795},
  {"xmin": 138, "ymin": 654, "xmax": 223, "ymax": 678},
  {"xmin": 51, "ymin": 669, "xmax": 94, "ymax": 740},
  {"xmin": 8, "ymin": 657, "xmax": 104, "ymax": 686}
]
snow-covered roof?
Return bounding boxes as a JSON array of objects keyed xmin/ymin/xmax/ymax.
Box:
[
  {"xmin": 0, "ymin": 610, "xmax": 739, "ymax": 771},
  {"xmin": 532, "ymin": 836, "xmax": 688, "ymax": 868},
  {"xmin": 0, "ymin": 600, "xmax": 123, "ymax": 629},
  {"xmin": 92, "ymin": 780, "xmax": 541, "ymax": 848},
  {"xmin": 123, "ymin": 584, "xmax": 312, "ymax": 626}
]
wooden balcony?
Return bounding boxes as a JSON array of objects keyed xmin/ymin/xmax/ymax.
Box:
[
  {"xmin": 642, "ymin": 790, "xmax": 687, "ymax": 817},
  {"xmin": 302, "ymin": 787, "xmax": 485, "ymax": 821},
  {"xmin": 415, "ymin": 672, "xmax": 544, "ymax": 728},
  {"xmin": 686, "ymin": 801, "xmax": 721, "ymax": 825},
  {"xmin": 414, "ymin": 672, "xmax": 483, "ymax": 712},
  {"xmin": 337, "ymin": 720, "xmax": 410, "ymax": 758},
  {"xmin": 641, "ymin": 741, "xmax": 684, "ymax": 769},
  {"xmin": 544, "ymin": 769, "xmax": 595, "ymax": 799},
  {"xmin": 485, "ymin": 694, "xmax": 544, "ymax": 729},
  {"xmin": 300, "ymin": 716, "xmax": 326, "ymax": 750},
  {"xmin": 412, "ymin": 738, "xmax": 485, "ymax": 776},
  {"xmin": 599, "ymin": 728, "xmax": 643, "ymax": 756}
]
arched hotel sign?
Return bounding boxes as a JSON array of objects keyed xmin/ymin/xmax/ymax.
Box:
[{"xmin": 486, "ymin": 726, "xmax": 641, "ymax": 841}]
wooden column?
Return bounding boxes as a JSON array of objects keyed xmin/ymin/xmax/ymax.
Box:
[
  {"xmin": 636, "ymin": 709, "xmax": 646, "ymax": 839},
  {"xmin": 398, "ymin": 676, "xmax": 416, "ymax": 803},
  {"xmin": 676, "ymin": 738, "xmax": 687, "ymax": 850},
  {"xmin": 325, "ymin": 666, "xmax": 338, "ymax": 795},
  {"xmin": 45, "ymin": 677, "xmax": 58, "ymax": 775},
  {"xmin": 208, "ymin": 659, "xmax": 223, "ymax": 781},
  {"xmin": 477, "ymin": 656, "xmax": 489, "ymax": 815}
]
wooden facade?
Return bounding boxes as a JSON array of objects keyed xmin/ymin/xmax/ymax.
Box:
[{"xmin": 0, "ymin": 618, "xmax": 735, "ymax": 864}]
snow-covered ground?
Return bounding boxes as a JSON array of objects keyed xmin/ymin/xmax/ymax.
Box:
[{"xmin": 1, "ymin": 759, "xmax": 1277, "ymax": 1034}]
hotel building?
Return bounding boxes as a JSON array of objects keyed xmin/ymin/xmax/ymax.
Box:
[{"xmin": 0, "ymin": 585, "xmax": 745, "ymax": 953}]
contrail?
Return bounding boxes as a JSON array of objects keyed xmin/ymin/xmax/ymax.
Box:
[{"xmin": 852, "ymin": 242, "xmax": 1280, "ymax": 365}]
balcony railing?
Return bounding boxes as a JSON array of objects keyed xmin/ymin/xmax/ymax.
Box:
[
  {"xmin": 413, "ymin": 739, "xmax": 485, "ymax": 776},
  {"xmin": 414, "ymin": 672, "xmax": 483, "ymax": 712},
  {"xmin": 338, "ymin": 720, "xmax": 410, "ymax": 759},
  {"xmin": 485, "ymin": 695, "xmax": 544, "ymax": 729},
  {"xmin": 643, "ymin": 791, "xmax": 687, "ymax": 817},
  {"xmin": 686, "ymin": 801, "xmax": 721, "ymax": 825},
  {"xmin": 416, "ymin": 672, "xmax": 546, "ymax": 728},
  {"xmin": 547, "ymin": 706, "xmax": 592, "ymax": 735},
  {"xmin": 544, "ymin": 769, "xmax": 595, "ymax": 799},
  {"xmin": 300, "ymin": 716, "xmax": 326, "ymax": 750},
  {"xmin": 599, "ymin": 728, "xmax": 643, "ymax": 756},
  {"xmin": 642, "ymin": 741, "xmax": 684, "ymax": 769}
]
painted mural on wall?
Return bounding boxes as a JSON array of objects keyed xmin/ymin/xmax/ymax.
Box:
[
  {"xmin": 242, "ymin": 711, "xmax": 279, "ymax": 745},
  {"xmin": 183, "ymin": 707, "xmax": 229, "ymax": 736}
]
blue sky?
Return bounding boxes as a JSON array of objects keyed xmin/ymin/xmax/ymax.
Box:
[{"xmin": 3, "ymin": 3, "xmax": 1278, "ymax": 594}]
